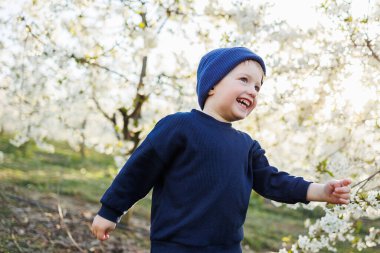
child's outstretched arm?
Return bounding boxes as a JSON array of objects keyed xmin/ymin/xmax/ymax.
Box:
[
  {"xmin": 306, "ymin": 179, "xmax": 352, "ymax": 204},
  {"xmin": 91, "ymin": 214, "xmax": 116, "ymax": 241},
  {"xmin": 91, "ymin": 115, "xmax": 183, "ymax": 241}
]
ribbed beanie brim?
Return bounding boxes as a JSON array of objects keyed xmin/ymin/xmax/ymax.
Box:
[{"xmin": 196, "ymin": 47, "xmax": 266, "ymax": 109}]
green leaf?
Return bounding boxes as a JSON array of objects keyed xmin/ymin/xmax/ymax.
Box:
[
  {"xmin": 316, "ymin": 159, "xmax": 334, "ymax": 177},
  {"xmin": 354, "ymin": 220, "xmax": 363, "ymax": 233},
  {"xmin": 344, "ymin": 16, "xmax": 353, "ymax": 22}
]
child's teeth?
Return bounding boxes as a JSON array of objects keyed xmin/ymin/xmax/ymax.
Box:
[{"xmin": 237, "ymin": 99, "xmax": 248, "ymax": 107}]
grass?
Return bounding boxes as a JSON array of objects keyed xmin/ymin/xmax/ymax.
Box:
[
  {"xmin": 0, "ymin": 133, "xmax": 379, "ymax": 252},
  {"xmin": 0, "ymin": 134, "xmax": 116, "ymax": 203}
]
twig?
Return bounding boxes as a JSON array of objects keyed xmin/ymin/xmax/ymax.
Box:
[
  {"xmin": 352, "ymin": 169, "xmax": 380, "ymax": 197},
  {"xmin": 70, "ymin": 54, "xmax": 129, "ymax": 81},
  {"xmin": 91, "ymin": 91, "xmax": 121, "ymax": 140},
  {"xmin": 365, "ymin": 37, "xmax": 380, "ymax": 63},
  {"xmin": 57, "ymin": 201, "xmax": 86, "ymax": 253},
  {"xmin": 25, "ymin": 24, "xmax": 130, "ymax": 82},
  {"xmin": 352, "ymin": 170, "xmax": 380, "ymax": 188},
  {"xmin": 11, "ymin": 232, "xmax": 24, "ymax": 253}
]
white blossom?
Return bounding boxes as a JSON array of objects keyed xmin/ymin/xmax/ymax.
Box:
[{"xmin": 9, "ymin": 134, "xmax": 30, "ymax": 147}]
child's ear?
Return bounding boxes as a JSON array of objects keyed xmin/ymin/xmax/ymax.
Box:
[{"xmin": 208, "ymin": 87, "xmax": 215, "ymax": 95}]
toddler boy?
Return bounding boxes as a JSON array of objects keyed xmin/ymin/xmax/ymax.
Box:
[{"xmin": 91, "ymin": 47, "xmax": 351, "ymax": 253}]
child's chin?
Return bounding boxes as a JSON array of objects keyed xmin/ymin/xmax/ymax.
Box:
[
  {"xmin": 231, "ymin": 106, "xmax": 253, "ymax": 120},
  {"xmin": 232, "ymin": 113, "xmax": 248, "ymax": 121},
  {"xmin": 235, "ymin": 109, "xmax": 252, "ymax": 119}
]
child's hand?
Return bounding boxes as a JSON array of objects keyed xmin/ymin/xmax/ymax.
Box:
[
  {"xmin": 91, "ymin": 215, "xmax": 116, "ymax": 241},
  {"xmin": 324, "ymin": 179, "xmax": 352, "ymax": 204}
]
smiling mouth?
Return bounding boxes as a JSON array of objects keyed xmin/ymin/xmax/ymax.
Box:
[{"xmin": 236, "ymin": 98, "xmax": 252, "ymax": 108}]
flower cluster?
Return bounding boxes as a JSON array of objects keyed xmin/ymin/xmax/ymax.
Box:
[{"xmin": 280, "ymin": 190, "xmax": 380, "ymax": 252}]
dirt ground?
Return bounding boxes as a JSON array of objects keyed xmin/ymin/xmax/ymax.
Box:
[{"xmin": 0, "ymin": 185, "xmax": 150, "ymax": 253}]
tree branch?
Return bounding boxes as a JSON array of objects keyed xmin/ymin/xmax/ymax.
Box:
[
  {"xmin": 130, "ymin": 56, "xmax": 148, "ymax": 120},
  {"xmin": 57, "ymin": 201, "xmax": 85, "ymax": 253},
  {"xmin": 365, "ymin": 37, "xmax": 380, "ymax": 63},
  {"xmin": 91, "ymin": 92, "xmax": 121, "ymax": 140},
  {"xmin": 70, "ymin": 54, "xmax": 129, "ymax": 81},
  {"xmin": 352, "ymin": 170, "xmax": 380, "ymax": 189},
  {"xmin": 121, "ymin": 56, "xmax": 148, "ymax": 155},
  {"xmin": 350, "ymin": 31, "xmax": 380, "ymax": 64},
  {"xmin": 352, "ymin": 169, "xmax": 380, "ymax": 198}
]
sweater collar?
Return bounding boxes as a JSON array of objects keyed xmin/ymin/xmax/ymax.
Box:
[{"xmin": 191, "ymin": 109, "xmax": 232, "ymax": 128}]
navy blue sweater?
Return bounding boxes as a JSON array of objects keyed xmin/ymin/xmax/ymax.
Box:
[{"xmin": 98, "ymin": 109, "xmax": 311, "ymax": 253}]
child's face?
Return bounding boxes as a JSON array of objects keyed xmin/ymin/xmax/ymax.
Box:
[{"xmin": 203, "ymin": 60, "xmax": 264, "ymax": 122}]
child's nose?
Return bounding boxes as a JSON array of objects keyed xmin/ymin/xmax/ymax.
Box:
[{"xmin": 247, "ymin": 85, "xmax": 257, "ymax": 98}]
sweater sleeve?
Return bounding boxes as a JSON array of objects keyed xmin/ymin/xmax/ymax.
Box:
[
  {"xmin": 98, "ymin": 115, "xmax": 184, "ymax": 222},
  {"xmin": 250, "ymin": 141, "xmax": 312, "ymax": 204}
]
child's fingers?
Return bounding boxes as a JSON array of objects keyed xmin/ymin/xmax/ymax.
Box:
[
  {"xmin": 91, "ymin": 215, "xmax": 116, "ymax": 241},
  {"xmin": 334, "ymin": 186, "xmax": 350, "ymax": 193},
  {"xmin": 96, "ymin": 229, "xmax": 108, "ymax": 241},
  {"xmin": 338, "ymin": 198, "xmax": 350, "ymax": 204},
  {"xmin": 341, "ymin": 178, "xmax": 352, "ymax": 186},
  {"xmin": 331, "ymin": 179, "xmax": 352, "ymax": 189},
  {"xmin": 331, "ymin": 180, "xmax": 341, "ymax": 188},
  {"xmin": 104, "ymin": 229, "xmax": 112, "ymax": 240},
  {"xmin": 332, "ymin": 192, "xmax": 350, "ymax": 199},
  {"xmin": 91, "ymin": 227, "xmax": 98, "ymax": 238},
  {"xmin": 92, "ymin": 226, "xmax": 108, "ymax": 241}
]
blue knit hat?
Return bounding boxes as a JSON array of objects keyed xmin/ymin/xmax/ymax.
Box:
[{"xmin": 196, "ymin": 47, "xmax": 266, "ymax": 109}]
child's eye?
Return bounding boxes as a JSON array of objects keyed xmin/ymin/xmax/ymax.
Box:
[{"xmin": 240, "ymin": 77, "xmax": 248, "ymax": 83}]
